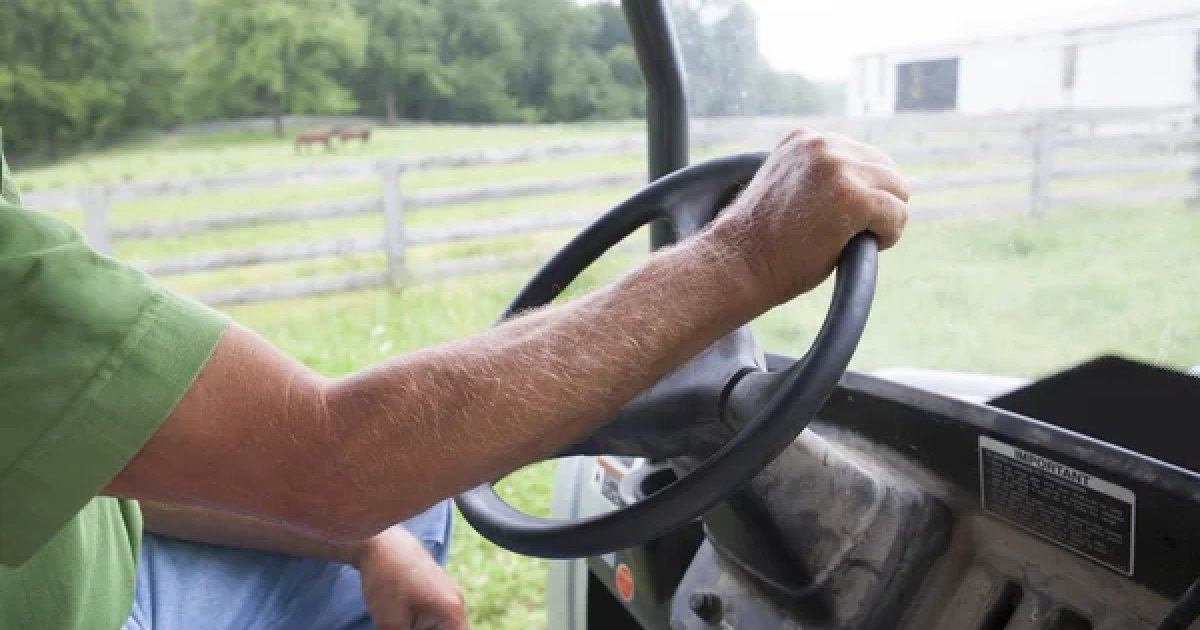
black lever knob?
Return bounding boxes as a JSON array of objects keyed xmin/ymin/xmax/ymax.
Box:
[{"xmin": 688, "ymin": 591, "xmax": 723, "ymax": 622}]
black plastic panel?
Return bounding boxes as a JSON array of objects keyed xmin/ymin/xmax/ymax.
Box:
[{"xmin": 990, "ymin": 355, "xmax": 1200, "ymax": 474}]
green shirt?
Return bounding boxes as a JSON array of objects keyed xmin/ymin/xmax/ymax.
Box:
[{"xmin": 0, "ymin": 135, "xmax": 229, "ymax": 628}]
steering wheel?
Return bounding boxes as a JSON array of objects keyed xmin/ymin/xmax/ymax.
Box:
[{"xmin": 455, "ymin": 152, "xmax": 878, "ymax": 559}]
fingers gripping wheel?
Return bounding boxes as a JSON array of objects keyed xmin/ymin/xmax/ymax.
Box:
[{"xmin": 454, "ymin": 153, "xmax": 879, "ymax": 559}]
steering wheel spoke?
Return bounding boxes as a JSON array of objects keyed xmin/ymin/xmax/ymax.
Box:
[{"xmin": 559, "ymin": 327, "xmax": 764, "ymax": 460}]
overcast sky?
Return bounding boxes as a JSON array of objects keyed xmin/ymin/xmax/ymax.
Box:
[{"xmin": 751, "ymin": 0, "xmax": 1186, "ymax": 80}]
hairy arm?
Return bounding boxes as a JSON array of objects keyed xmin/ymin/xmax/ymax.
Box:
[
  {"xmin": 109, "ymin": 239, "xmax": 761, "ymax": 540},
  {"xmin": 105, "ymin": 130, "xmax": 909, "ymax": 542}
]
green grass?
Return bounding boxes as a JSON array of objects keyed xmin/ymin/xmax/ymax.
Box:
[
  {"xmin": 756, "ymin": 202, "xmax": 1200, "ymax": 375},
  {"xmin": 13, "ymin": 122, "xmax": 1200, "ymax": 629}
]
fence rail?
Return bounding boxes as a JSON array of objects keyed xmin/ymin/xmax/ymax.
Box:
[
  {"xmin": 23, "ymin": 136, "xmax": 650, "ymax": 207},
  {"xmin": 22, "ymin": 105, "xmax": 1200, "ymax": 306},
  {"xmin": 110, "ymin": 197, "xmax": 381, "ymax": 241}
]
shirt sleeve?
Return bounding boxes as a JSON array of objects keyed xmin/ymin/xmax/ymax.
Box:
[{"xmin": 0, "ymin": 137, "xmax": 230, "ymax": 567}]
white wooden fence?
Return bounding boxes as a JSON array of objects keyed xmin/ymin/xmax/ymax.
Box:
[{"xmin": 22, "ymin": 106, "xmax": 1200, "ymax": 306}]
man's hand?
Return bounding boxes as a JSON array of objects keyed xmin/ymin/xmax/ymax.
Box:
[
  {"xmin": 707, "ymin": 128, "xmax": 910, "ymax": 308},
  {"xmin": 356, "ymin": 528, "xmax": 468, "ymax": 630}
]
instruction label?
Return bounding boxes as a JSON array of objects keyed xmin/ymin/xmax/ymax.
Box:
[
  {"xmin": 589, "ymin": 456, "xmax": 641, "ymax": 508},
  {"xmin": 979, "ymin": 436, "xmax": 1135, "ymax": 575}
]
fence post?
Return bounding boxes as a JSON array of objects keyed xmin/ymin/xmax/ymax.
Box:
[
  {"xmin": 1029, "ymin": 112, "xmax": 1056, "ymax": 217},
  {"xmin": 80, "ymin": 187, "xmax": 113, "ymax": 255},
  {"xmin": 378, "ymin": 161, "xmax": 408, "ymax": 289}
]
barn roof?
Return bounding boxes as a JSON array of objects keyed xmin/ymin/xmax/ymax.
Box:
[{"xmin": 858, "ymin": 0, "xmax": 1200, "ymax": 57}]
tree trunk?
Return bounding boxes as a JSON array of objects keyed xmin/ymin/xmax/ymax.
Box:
[
  {"xmin": 276, "ymin": 40, "xmax": 289, "ymax": 138},
  {"xmin": 384, "ymin": 82, "xmax": 398, "ymax": 126},
  {"xmin": 272, "ymin": 101, "xmax": 285, "ymax": 138}
]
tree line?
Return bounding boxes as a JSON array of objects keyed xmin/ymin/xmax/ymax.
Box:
[{"xmin": 0, "ymin": 0, "xmax": 841, "ymax": 159}]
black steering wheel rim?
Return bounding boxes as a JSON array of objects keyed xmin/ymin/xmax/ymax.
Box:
[{"xmin": 454, "ymin": 153, "xmax": 878, "ymax": 559}]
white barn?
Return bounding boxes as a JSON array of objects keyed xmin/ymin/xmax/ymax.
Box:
[{"xmin": 847, "ymin": 1, "xmax": 1200, "ymax": 117}]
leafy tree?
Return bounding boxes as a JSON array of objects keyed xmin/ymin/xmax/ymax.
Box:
[
  {"xmin": 152, "ymin": 0, "xmax": 196, "ymax": 54},
  {"xmin": 429, "ymin": 0, "xmax": 527, "ymax": 122},
  {"xmin": 498, "ymin": 0, "xmax": 580, "ymax": 115},
  {"xmin": 587, "ymin": 2, "xmax": 633, "ymax": 55},
  {"xmin": 603, "ymin": 45, "xmax": 646, "ymax": 116},
  {"xmin": 499, "ymin": 0, "xmax": 643, "ymax": 122},
  {"xmin": 354, "ymin": 0, "xmax": 446, "ymax": 125},
  {"xmin": 0, "ymin": 0, "xmax": 170, "ymax": 158},
  {"xmin": 182, "ymin": 0, "xmax": 366, "ymax": 136},
  {"xmin": 345, "ymin": 0, "xmax": 530, "ymax": 124}
]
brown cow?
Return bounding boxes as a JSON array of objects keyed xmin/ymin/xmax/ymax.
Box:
[
  {"xmin": 295, "ymin": 129, "xmax": 335, "ymax": 153},
  {"xmin": 334, "ymin": 126, "xmax": 371, "ymax": 145}
]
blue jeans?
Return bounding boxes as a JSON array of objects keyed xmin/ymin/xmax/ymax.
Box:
[{"xmin": 122, "ymin": 501, "xmax": 454, "ymax": 630}]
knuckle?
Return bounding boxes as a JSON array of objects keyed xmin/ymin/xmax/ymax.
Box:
[
  {"xmin": 801, "ymin": 133, "xmax": 830, "ymax": 153},
  {"xmin": 886, "ymin": 165, "xmax": 911, "ymax": 190},
  {"xmin": 806, "ymin": 149, "xmax": 844, "ymax": 177},
  {"xmin": 780, "ymin": 127, "xmax": 814, "ymax": 145},
  {"xmin": 830, "ymin": 177, "xmax": 865, "ymax": 209}
]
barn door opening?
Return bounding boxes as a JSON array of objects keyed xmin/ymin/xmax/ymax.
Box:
[{"xmin": 895, "ymin": 57, "xmax": 959, "ymax": 112}]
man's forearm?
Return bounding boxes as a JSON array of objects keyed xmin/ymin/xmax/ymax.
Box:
[
  {"xmin": 315, "ymin": 236, "xmax": 762, "ymax": 536},
  {"xmin": 109, "ymin": 234, "xmax": 764, "ymax": 540}
]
